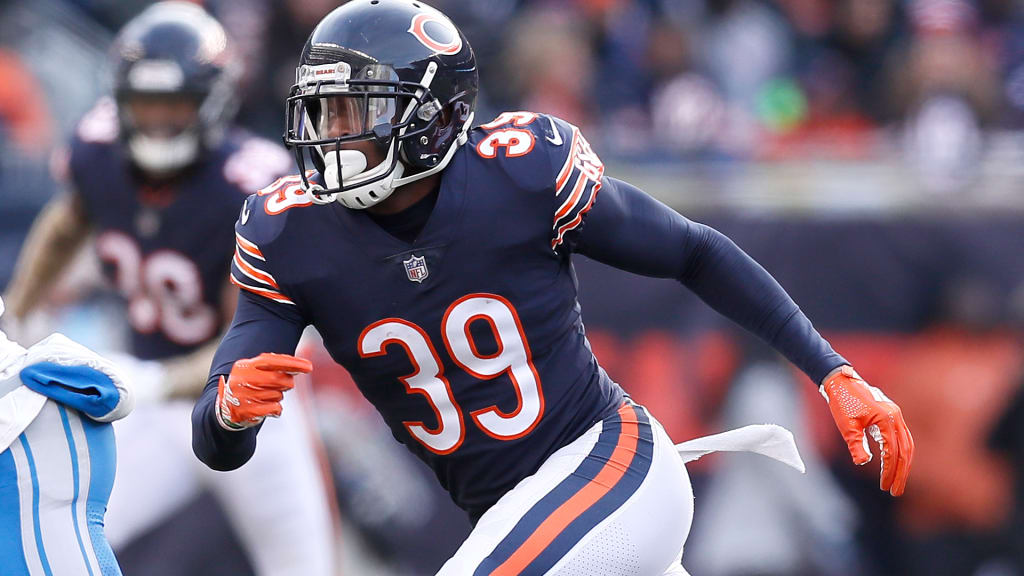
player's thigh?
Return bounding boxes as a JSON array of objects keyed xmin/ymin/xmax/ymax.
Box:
[
  {"xmin": 547, "ymin": 410, "xmax": 693, "ymax": 576},
  {"xmin": 3, "ymin": 401, "xmax": 122, "ymax": 575},
  {"xmin": 203, "ymin": 388, "xmax": 335, "ymax": 576},
  {"xmin": 439, "ymin": 403, "xmax": 693, "ymax": 576},
  {"xmin": 104, "ymin": 401, "xmax": 201, "ymax": 547}
]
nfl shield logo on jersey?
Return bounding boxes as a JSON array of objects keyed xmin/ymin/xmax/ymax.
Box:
[{"xmin": 404, "ymin": 255, "xmax": 429, "ymax": 283}]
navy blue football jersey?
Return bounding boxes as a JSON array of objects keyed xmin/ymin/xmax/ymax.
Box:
[
  {"xmin": 198, "ymin": 110, "xmax": 848, "ymax": 520},
  {"xmin": 67, "ymin": 98, "xmax": 293, "ymax": 360},
  {"xmin": 227, "ymin": 112, "xmax": 626, "ymax": 518}
]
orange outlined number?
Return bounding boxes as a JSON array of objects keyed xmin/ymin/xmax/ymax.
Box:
[
  {"xmin": 358, "ymin": 293, "xmax": 544, "ymax": 453},
  {"xmin": 257, "ymin": 175, "xmax": 313, "ymax": 215},
  {"xmin": 443, "ymin": 294, "xmax": 543, "ymax": 440},
  {"xmin": 476, "ymin": 129, "xmax": 536, "ymax": 159},
  {"xmin": 359, "ymin": 319, "xmax": 466, "ymax": 455}
]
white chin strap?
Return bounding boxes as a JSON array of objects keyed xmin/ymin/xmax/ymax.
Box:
[{"xmin": 128, "ymin": 131, "xmax": 200, "ymax": 175}]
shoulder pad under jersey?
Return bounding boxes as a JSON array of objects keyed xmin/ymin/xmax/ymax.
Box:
[
  {"xmin": 229, "ymin": 174, "xmax": 316, "ymax": 307},
  {"xmin": 470, "ymin": 112, "xmax": 605, "ymax": 249}
]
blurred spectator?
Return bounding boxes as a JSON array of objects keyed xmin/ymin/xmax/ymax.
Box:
[
  {"xmin": 0, "ymin": 48, "xmax": 53, "ymax": 158},
  {"xmin": 890, "ymin": 0, "xmax": 999, "ymax": 120},
  {"xmin": 704, "ymin": 0, "xmax": 792, "ymax": 112},
  {"xmin": 214, "ymin": 0, "xmax": 337, "ymax": 139},
  {"xmin": 880, "ymin": 326, "xmax": 1021, "ymax": 576},
  {"xmin": 430, "ymin": 0, "xmax": 524, "ymax": 118},
  {"xmin": 0, "ymin": 0, "xmax": 111, "ymax": 287},
  {"xmin": 649, "ymin": 72, "xmax": 729, "ymax": 155},
  {"xmin": 504, "ymin": 6, "xmax": 597, "ymax": 130},
  {"xmin": 686, "ymin": 359, "xmax": 860, "ymax": 576},
  {"xmin": 990, "ymin": 367, "xmax": 1024, "ymax": 574},
  {"xmin": 904, "ymin": 93, "xmax": 984, "ymax": 195}
]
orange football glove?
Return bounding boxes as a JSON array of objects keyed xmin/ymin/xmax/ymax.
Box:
[
  {"xmin": 820, "ymin": 365, "xmax": 914, "ymax": 496},
  {"xmin": 216, "ymin": 353, "xmax": 312, "ymax": 430}
]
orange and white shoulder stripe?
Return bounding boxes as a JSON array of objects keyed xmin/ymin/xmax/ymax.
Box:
[
  {"xmin": 235, "ymin": 231, "xmax": 265, "ymax": 261},
  {"xmin": 552, "ymin": 126, "xmax": 604, "ymax": 250},
  {"xmin": 230, "ymin": 231, "xmax": 295, "ymax": 305}
]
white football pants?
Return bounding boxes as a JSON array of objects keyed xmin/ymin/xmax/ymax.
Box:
[
  {"xmin": 0, "ymin": 399, "xmax": 122, "ymax": 575},
  {"xmin": 438, "ymin": 402, "xmax": 694, "ymax": 576}
]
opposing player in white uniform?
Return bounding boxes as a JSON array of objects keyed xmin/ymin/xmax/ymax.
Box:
[
  {"xmin": 3, "ymin": 3, "xmax": 335, "ymax": 574},
  {"xmin": 0, "ymin": 296, "xmax": 134, "ymax": 575}
]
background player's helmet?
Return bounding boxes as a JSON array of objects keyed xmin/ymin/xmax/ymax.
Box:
[
  {"xmin": 112, "ymin": 1, "xmax": 238, "ymax": 175},
  {"xmin": 284, "ymin": 0, "xmax": 478, "ymax": 209}
]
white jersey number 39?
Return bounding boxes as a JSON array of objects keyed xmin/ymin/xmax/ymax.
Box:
[{"xmin": 359, "ymin": 293, "xmax": 543, "ymax": 454}]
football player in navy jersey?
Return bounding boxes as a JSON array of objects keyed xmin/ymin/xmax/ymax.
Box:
[
  {"xmin": 192, "ymin": 1, "xmax": 915, "ymax": 574},
  {"xmin": 4, "ymin": 3, "xmax": 335, "ymax": 575}
]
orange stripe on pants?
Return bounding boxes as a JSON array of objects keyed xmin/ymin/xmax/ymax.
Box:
[{"xmin": 490, "ymin": 404, "xmax": 640, "ymax": 576}]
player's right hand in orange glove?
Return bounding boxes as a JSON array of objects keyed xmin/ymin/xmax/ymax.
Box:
[
  {"xmin": 216, "ymin": 353, "xmax": 312, "ymax": 431},
  {"xmin": 820, "ymin": 365, "xmax": 914, "ymax": 496}
]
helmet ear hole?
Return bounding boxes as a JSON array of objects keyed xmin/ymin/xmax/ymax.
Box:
[
  {"xmin": 436, "ymin": 106, "xmax": 453, "ymax": 129},
  {"xmin": 401, "ymin": 104, "xmax": 456, "ymax": 171}
]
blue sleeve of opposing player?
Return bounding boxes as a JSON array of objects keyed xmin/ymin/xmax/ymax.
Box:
[
  {"xmin": 192, "ymin": 290, "xmax": 307, "ymax": 471},
  {"xmin": 21, "ymin": 363, "xmax": 120, "ymax": 420},
  {"xmin": 18, "ymin": 333, "xmax": 133, "ymax": 422},
  {"xmin": 575, "ymin": 177, "xmax": 847, "ymax": 384}
]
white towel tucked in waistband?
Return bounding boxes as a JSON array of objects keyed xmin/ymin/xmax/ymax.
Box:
[{"xmin": 675, "ymin": 424, "xmax": 806, "ymax": 473}]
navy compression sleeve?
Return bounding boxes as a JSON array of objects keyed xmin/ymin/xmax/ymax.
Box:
[
  {"xmin": 575, "ymin": 177, "xmax": 847, "ymax": 384},
  {"xmin": 191, "ymin": 290, "xmax": 307, "ymax": 471}
]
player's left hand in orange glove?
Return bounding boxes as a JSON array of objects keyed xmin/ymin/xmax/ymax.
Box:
[
  {"xmin": 820, "ymin": 365, "xmax": 914, "ymax": 496},
  {"xmin": 216, "ymin": 353, "xmax": 312, "ymax": 431}
]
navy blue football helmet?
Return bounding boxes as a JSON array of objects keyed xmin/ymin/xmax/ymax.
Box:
[
  {"xmin": 283, "ymin": 0, "xmax": 478, "ymax": 209},
  {"xmin": 112, "ymin": 1, "xmax": 238, "ymax": 175}
]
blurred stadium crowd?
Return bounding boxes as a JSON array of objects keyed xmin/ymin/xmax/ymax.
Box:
[{"xmin": 1, "ymin": 0, "xmax": 1024, "ymax": 575}]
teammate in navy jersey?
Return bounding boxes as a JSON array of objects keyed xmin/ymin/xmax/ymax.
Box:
[
  {"xmin": 192, "ymin": 1, "xmax": 915, "ymax": 574},
  {"xmin": 5, "ymin": 3, "xmax": 335, "ymax": 575}
]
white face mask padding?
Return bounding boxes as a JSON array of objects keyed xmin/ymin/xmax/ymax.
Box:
[
  {"xmin": 323, "ymin": 150, "xmax": 367, "ymax": 188},
  {"xmin": 128, "ymin": 130, "xmax": 200, "ymax": 174}
]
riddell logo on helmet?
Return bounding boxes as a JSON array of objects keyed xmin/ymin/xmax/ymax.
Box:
[{"xmin": 407, "ymin": 13, "xmax": 462, "ymax": 55}]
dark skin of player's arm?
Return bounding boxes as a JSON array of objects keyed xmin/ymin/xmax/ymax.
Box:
[{"xmin": 4, "ymin": 192, "xmax": 92, "ymax": 320}]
